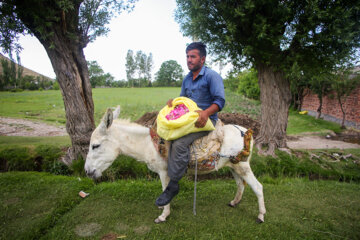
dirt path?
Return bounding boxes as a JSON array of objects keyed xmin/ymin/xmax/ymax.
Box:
[
  {"xmin": 287, "ymin": 135, "xmax": 360, "ymax": 149},
  {"xmin": 0, "ymin": 117, "xmax": 67, "ymax": 137},
  {"xmin": 0, "ymin": 116, "xmax": 359, "ymax": 149}
]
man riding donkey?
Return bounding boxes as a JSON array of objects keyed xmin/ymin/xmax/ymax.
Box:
[{"xmin": 155, "ymin": 42, "xmax": 225, "ymax": 207}]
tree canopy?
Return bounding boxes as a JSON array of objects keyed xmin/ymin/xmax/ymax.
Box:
[
  {"xmin": 175, "ymin": 0, "xmax": 360, "ymax": 155},
  {"xmin": 155, "ymin": 60, "xmax": 184, "ymax": 87},
  {"xmin": 0, "ymin": 0, "xmax": 137, "ymax": 162},
  {"xmin": 176, "ymin": 0, "xmax": 360, "ymax": 71}
]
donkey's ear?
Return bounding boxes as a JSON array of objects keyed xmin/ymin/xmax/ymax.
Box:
[
  {"xmin": 113, "ymin": 105, "xmax": 121, "ymax": 119},
  {"xmin": 102, "ymin": 108, "xmax": 114, "ymax": 129}
]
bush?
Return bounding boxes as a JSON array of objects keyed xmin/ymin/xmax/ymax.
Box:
[
  {"xmin": 0, "ymin": 147, "xmax": 35, "ymax": 171},
  {"xmin": 0, "ymin": 145, "xmax": 69, "ymax": 174},
  {"xmin": 237, "ymin": 68, "xmax": 260, "ymax": 100},
  {"xmin": 9, "ymin": 88, "xmax": 24, "ymax": 92}
]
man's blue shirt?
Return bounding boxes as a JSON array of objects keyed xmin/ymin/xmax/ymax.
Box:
[{"xmin": 180, "ymin": 66, "xmax": 225, "ymax": 121}]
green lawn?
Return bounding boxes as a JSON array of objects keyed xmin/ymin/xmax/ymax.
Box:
[
  {"xmin": 0, "ymin": 88, "xmax": 341, "ymax": 135},
  {"xmin": 1, "ymin": 172, "xmax": 359, "ymax": 239}
]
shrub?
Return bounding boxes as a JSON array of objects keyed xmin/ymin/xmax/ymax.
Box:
[
  {"xmin": 0, "ymin": 147, "xmax": 35, "ymax": 171},
  {"xmin": 237, "ymin": 68, "xmax": 260, "ymax": 100}
]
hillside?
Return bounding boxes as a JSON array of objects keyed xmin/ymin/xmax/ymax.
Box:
[{"xmin": 0, "ymin": 53, "xmax": 54, "ymax": 81}]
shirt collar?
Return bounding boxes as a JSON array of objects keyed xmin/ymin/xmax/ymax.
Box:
[{"xmin": 188, "ymin": 65, "xmax": 206, "ymax": 80}]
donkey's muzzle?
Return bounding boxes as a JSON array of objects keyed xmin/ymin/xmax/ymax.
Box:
[{"xmin": 85, "ymin": 168, "xmax": 97, "ymax": 179}]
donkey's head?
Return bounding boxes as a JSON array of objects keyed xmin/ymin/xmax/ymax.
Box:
[{"xmin": 85, "ymin": 106, "xmax": 121, "ymax": 179}]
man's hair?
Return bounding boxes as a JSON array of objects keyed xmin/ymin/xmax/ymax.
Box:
[{"xmin": 186, "ymin": 42, "xmax": 207, "ymax": 57}]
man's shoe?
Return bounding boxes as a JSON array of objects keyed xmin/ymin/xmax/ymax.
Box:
[{"xmin": 155, "ymin": 181, "xmax": 179, "ymax": 206}]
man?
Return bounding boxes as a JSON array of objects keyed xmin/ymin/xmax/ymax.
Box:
[{"xmin": 155, "ymin": 42, "xmax": 225, "ymax": 207}]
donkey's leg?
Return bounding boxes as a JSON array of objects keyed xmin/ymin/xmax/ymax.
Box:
[
  {"xmin": 233, "ymin": 164, "xmax": 266, "ymax": 223},
  {"xmin": 154, "ymin": 170, "xmax": 171, "ymax": 223},
  {"xmin": 228, "ymin": 168, "xmax": 245, "ymax": 207}
]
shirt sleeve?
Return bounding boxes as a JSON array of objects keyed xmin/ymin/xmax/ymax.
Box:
[{"xmin": 209, "ymin": 71, "xmax": 225, "ymax": 111}]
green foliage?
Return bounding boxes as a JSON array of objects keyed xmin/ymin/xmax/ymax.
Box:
[
  {"xmin": 87, "ymin": 60, "xmax": 115, "ymax": 88},
  {"xmin": 34, "ymin": 145, "xmax": 67, "ymax": 173},
  {"xmin": 69, "ymin": 158, "xmax": 86, "ymax": 177},
  {"xmin": 0, "ymin": 0, "xmax": 137, "ymax": 54},
  {"xmin": 330, "ymin": 69, "xmax": 360, "ymax": 127},
  {"xmin": 154, "ymin": 60, "xmax": 184, "ymax": 87},
  {"xmin": 0, "ymin": 147, "xmax": 35, "ymax": 171},
  {"xmin": 0, "ymin": 145, "xmax": 69, "ymax": 173},
  {"xmin": 125, "ymin": 50, "xmax": 153, "ymax": 87},
  {"xmin": 102, "ymin": 155, "xmax": 157, "ymax": 181},
  {"xmin": 237, "ymin": 68, "xmax": 260, "ymax": 100},
  {"xmin": 52, "ymin": 80, "xmax": 60, "ymax": 90},
  {"xmin": 175, "ymin": 0, "xmax": 360, "ymax": 73}
]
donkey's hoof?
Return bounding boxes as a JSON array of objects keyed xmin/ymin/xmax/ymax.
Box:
[
  {"xmin": 154, "ymin": 217, "xmax": 166, "ymax": 224},
  {"xmin": 227, "ymin": 202, "xmax": 236, "ymax": 208},
  {"xmin": 256, "ymin": 218, "xmax": 264, "ymax": 224}
]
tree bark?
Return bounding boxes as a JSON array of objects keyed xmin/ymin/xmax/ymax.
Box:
[
  {"xmin": 44, "ymin": 31, "xmax": 95, "ymax": 164},
  {"xmin": 255, "ymin": 64, "xmax": 292, "ymax": 156}
]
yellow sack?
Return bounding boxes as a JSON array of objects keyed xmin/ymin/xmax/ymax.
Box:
[{"xmin": 157, "ymin": 97, "xmax": 215, "ymax": 140}]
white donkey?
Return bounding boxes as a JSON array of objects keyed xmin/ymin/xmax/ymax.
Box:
[{"xmin": 85, "ymin": 106, "xmax": 266, "ymax": 223}]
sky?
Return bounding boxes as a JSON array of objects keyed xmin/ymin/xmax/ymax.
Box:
[{"xmin": 1, "ymin": 0, "xmax": 230, "ymax": 81}]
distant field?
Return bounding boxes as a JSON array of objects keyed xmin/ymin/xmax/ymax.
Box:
[
  {"xmin": 0, "ymin": 88, "xmax": 342, "ymax": 134},
  {"xmin": 0, "ymin": 88, "xmax": 261, "ymax": 125}
]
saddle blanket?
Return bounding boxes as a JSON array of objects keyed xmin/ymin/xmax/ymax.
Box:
[{"xmin": 150, "ymin": 120, "xmax": 225, "ymax": 171}]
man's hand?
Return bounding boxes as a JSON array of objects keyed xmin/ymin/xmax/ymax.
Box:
[
  {"xmin": 167, "ymin": 99, "xmax": 173, "ymax": 107},
  {"xmin": 195, "ymin": 110, "xmax": 209, "ymax": 128}
]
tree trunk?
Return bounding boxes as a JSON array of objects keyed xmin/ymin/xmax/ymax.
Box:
[
  {"xmin": 316, "ymin": 97, "xmax": 323, "ymax": 119},
  {"xmin": 14, "ymin": 1, "xmax": 96, "ymax": 164},
  {"xmin": 338, "ymin": 96, "xmax": 346, "ymax": 129},
  {"xmin": 44, "ymin": 32, "xmax": 95, "ymax": 164},
  {"xmin": 255, "ymin": 64, "xmax": 291, "ymax": 156}
]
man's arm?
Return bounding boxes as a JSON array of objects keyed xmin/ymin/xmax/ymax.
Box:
[{"xmin": 195, "ymin": 103, "xmax": 219, "ymax": 128}]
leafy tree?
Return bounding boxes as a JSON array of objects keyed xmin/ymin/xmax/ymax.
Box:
[
  {"xmin": 287, "ymin": 63, "xmax": 309, "ymax": 111},
  {"xmin": 309, "ymin": 71, "xmax": 333, "ymax": 119},
  {"xmin": 87, "ymin": 60, "xmax": 114, "ymax": 87},
  {"xmin": 145, "ymin": 53, "xmax": 153, "ymax": 86},
  {"xmin": 155, "ymin": 60, "xmax": 184, "ymax": 87},
  {"xmin": 126, "ymin": 49, "xmax": 153, "ymax": 87},
  {"xmin": 175, "ymin": 0, "xmax": 360, "ymax": 155},
  {"xmin": 0, "ymin": 56, "xmax": 22, "ymax": 89},
  {"xmin": 331, "ymin": 68, "xmax": 360, "ymax": 128},
  {"xmin": 0, "ymin": 0, "xmax": 136, "ymax": 162},
  {"xmin": 125, "ymin": 49, "xmax": 136, "ymax": 87}
]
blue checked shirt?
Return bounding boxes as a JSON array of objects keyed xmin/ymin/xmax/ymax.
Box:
[{"xmin": 180, "ymin": 66, "xmax": 225, "ymax": 121}]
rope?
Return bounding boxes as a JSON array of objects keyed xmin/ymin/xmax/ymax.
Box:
[{"xmin": 192, "ymin": 145, "xmax": 198, "ymax": 216}]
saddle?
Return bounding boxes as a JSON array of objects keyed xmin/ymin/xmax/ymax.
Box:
[
  {"xmin": 150, "ymin": 120, "xmax": 223, "ymax": 171},
  {"xmin": 150, "ymin": 120, "xmax": 254, "ymax": 171}
]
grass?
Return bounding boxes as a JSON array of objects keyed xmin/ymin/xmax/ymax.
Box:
[
  {"xmin": 287, "ymin": 109, "xmax": 343, "ymax": 135},
  {"xmin": 0, "ymin": 88, "xmax": 261, "ymax": 125},
  {"xmin": 1, "ymin": 172, "xmax": 359, "ymax": 239},
  {"xmin": 0, "ymin": 88, "xmax": 343, "ymax": 135},
  {"xmin": 0, "ymin": 136, "xmax": 70, "ymax": 151},
  {"xmin": 0, "ymin": 89, "xmax": 358, "ymax": 239},
  {"xmin": 0, "ymin": 172, "xmax": 94, "ymax": 240}
]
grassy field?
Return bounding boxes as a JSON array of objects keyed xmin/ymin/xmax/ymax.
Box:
[
  {"xmin": 1, "ymin": 88, "xmax": 358, "ymax": 239},
  {"xmin": 1, "ymin": 172, "xmax": 359, "ymax": 240},
  {"xmin": 0, "ymin": 88, "xmax": 342, "ymax": 135}
]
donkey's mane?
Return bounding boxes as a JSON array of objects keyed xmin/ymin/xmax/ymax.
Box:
[{"xmin": 113, "ymin": 118, "xmax": 149, "ymax": 134}]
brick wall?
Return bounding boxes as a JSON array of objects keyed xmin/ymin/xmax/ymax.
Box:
[{"xmin": 301, "ymin": 86, "xmax": 360, "ymax": 129}]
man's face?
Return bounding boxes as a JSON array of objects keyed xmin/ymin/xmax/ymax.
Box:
[{"xmin": 186, "ymin": 49, "xmax": 205, "ymax": 72}]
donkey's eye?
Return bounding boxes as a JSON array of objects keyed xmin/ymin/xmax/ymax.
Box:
[{"xmin": 92, "ymin": 144, "xmax": 100, "ymax": 150}]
